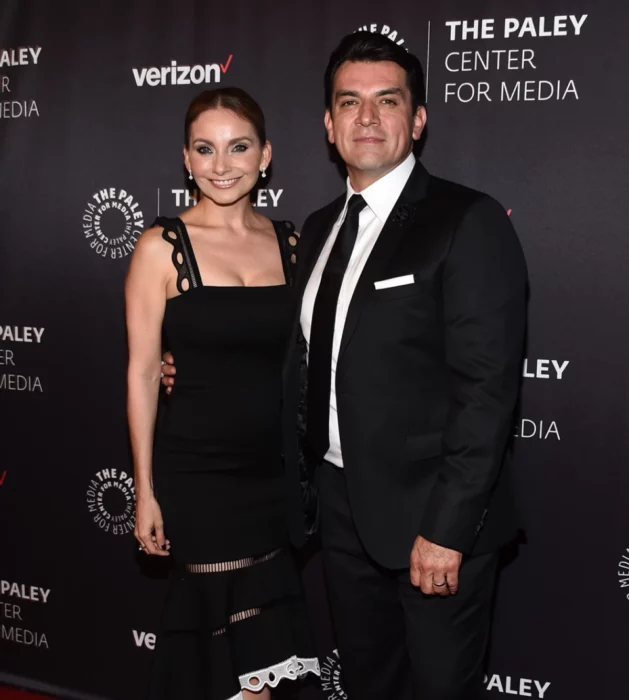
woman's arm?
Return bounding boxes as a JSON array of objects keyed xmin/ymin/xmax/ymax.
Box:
[{"xmin": 125, "ymin": 227, "xmax": 170, "ymax": 556}]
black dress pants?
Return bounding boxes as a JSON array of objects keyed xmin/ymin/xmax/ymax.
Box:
[{"xmin": 318, "ymin": 461, "xmax": 498, "ymax": 700}]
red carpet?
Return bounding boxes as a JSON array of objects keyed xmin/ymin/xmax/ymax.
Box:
[{"xmin": 0, "ymin": 689, "xmax": 52, "ymax": 700}]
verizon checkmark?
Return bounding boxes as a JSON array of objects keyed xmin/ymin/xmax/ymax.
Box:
[
  {"xmin": 0, "ymin": 470, "xmax": 6, "ymax": 486},
  {"xmin": 220, "ymin": 54, "xmax": 233, "ymax": 73}
]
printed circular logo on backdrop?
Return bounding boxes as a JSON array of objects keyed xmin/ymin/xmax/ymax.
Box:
[
  {"xmin": 320, "ymin": 649, "xmax": 347, "ymax": 700},
  {"xmin": 86, "ymin": 469, "xmax": 136, "ymax": 536},
  {"xmin": 82, "ymin": 188, "xmax": 145, "ymax": 260},
  {"xmin": 618, "ymin": 549, "xmax": 629, "ymax": 600},
  {"xmin": 356, "ymin": 23, "xmax": 407, "ymax": 47}
]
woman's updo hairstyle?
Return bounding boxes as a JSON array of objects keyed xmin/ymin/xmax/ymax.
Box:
[{"xmin": 184, "ymin": 87, "xmax": 266, "ymax": 146}]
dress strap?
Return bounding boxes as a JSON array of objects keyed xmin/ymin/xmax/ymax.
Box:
[
  {"xmin": 273, "ymin": 220, "xmax": 300, "ymax": 287},
  {"xmin": 154, "ymin": 216, "xmax": 202, "ymax": 293}
]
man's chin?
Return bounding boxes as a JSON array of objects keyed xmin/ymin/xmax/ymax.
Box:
[{"xmin": 347, "ymin": 156, "xmax": 390, "ymax": 173}]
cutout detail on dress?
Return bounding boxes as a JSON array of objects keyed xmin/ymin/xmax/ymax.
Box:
[{"xmin": 186, "ymin": 547, "xmax": 282, "ymax": 573}]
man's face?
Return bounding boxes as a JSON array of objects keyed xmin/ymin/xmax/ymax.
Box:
[{"xmin": 325, "ymin": 60, "xmax": 426, "ymax": 188}]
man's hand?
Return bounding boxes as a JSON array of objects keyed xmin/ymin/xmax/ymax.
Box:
[
  {"xmin": 410, "ymin": 535, "xmax": 463, "ymax": 596},
  {"xmin": 161, "ymin": 351, "xmax": 176, "ymax": 394}
]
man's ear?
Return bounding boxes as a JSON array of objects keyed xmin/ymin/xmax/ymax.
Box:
[
  {"xmin": 412, "ymin": 106, "xmax": 427, "ymax": 141},
  {"xmin": 324, "ymin": 109, "xmax": 335, "ymax": 144}
]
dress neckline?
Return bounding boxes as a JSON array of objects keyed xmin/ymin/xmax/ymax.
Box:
[
  {"xmin": 173, "ymin": 216, "xmax": 289, "ymax": 290},
  {"xmin": 165, "ymin": 284, "xmax": 289, "ymax": 305}
]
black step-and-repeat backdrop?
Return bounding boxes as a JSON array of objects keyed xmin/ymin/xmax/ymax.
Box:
[{"xmin": 1, "ymin": 1, "xmax": 628, "ymax": 698}]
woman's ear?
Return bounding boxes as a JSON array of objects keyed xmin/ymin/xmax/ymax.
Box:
[{"xmin": 261, "ymin": 140, "xmax": 272, "ymax": 171}]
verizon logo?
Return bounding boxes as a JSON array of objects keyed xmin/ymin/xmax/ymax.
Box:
[
  {"xmin": 0, "ymin": 470, "xmax": 6, "ymax": 486},
  {"xmin": 133, "ymin": 630, "xmax": 156, "ymax": 649},
  {"xmin": 132, "ymin": 55, "xmax": 233, "ymax": 87}
]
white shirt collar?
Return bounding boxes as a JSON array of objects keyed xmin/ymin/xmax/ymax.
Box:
[{"xmin": 345, "ymin": 151, "xmax": 416, "ymax": 224}]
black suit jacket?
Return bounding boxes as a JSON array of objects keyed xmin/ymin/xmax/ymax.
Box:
[{"xmin": 283, "ymin": 161, "xmax": 527, "ymax": 569}]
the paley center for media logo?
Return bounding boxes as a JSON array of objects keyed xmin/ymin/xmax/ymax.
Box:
[
  {"xmin": 0, "ymin": 324, "xmax": 45, "ymax": 393},
  {"xmin": 82, "ymin": 187, "xmax": 145, "ymax": 259},
  {"xmin": 320, "ymin": 649, "xmax": 347, "ymax": 700},
  {"xmin": 132, "ymin": 54, "xmax": 233, "ymax": 87},
  {"xmin": 0, "ymin": 46, "xmax": 42, "ymax": 120},
  {"xmin": 86, "ymin": 468, "xmax": 136, "ymax": 535},
  {"xmin": 485, "ymin": 673, "xmax": 551, "ymax": 697},
  {"xmin": 618, "ymin": 549, "xmax": 629, "ymax": 601},
  {"xmin": 1, "ymin": 579, "xmax": 51, "ymax": 649},
  {"xmin": 356, "ymin": 23, "xmax": 406, "ymax": 46}
]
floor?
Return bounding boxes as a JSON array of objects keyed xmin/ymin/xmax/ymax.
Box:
[{"xmin": 0, "ymin": 688, "xmax": 52, "ymax": 700}]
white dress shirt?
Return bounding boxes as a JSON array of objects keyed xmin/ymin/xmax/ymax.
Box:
[{"xmin": 301, "ymin": 152, "xmax": 416, "ymax": 467}]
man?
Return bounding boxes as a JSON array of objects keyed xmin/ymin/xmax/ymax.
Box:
[{"xmin": 164, "ymin": 31, "xmax": 527, "ymax": 700}]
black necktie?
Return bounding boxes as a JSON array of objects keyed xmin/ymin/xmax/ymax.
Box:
[{"xmin": 306, "ymin": 194, "xmax": 366, "ymax": 460}]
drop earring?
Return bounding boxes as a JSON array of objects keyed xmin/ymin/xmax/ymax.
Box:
[
  {"xmin": 260, "ymin": 168, "xmax": 267, "ymax": 179},
  {"xmin": 188, "ymin": 169, "xmax": 193, "ymax": 180}
]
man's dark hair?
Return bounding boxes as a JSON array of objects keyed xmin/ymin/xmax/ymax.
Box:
[{"xmin": 324, "ymin": 31, "xmax": 426, "ymax": 112}]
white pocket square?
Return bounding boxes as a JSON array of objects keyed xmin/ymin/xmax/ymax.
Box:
[{"xmin": 374, "ymin": 274, "xmax": 415, "ymax": 290}]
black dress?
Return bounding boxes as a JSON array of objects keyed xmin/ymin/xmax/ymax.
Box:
[{"xmin": 149, "ymin": 217, "xmax": 318, "ymax": 700}]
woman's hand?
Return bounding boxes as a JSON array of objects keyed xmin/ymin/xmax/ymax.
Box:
[{"xmin": 135, "ymin": 495, "xmax": 170, "ymax": 556}]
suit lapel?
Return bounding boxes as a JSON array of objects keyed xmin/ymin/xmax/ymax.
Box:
[
  {"xmin": 295, "ymin": 196, "xmax": 345, "ymax": 299},
  {"xmin": 338, "ymin": 162, "xmax": 430, "ymax": 359}
]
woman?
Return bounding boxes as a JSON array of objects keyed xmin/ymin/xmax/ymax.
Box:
[{"xmin": 125, "ymin": 88, "xmax": 319, "ymax": 699}]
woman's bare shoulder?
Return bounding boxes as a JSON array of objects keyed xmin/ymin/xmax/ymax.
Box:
[
  {"xmin": 128, "ymin": 226, "xmax": 174, "ymax": 278},
  {"xmin": 134, "ymin": 225, "xmax": 170, "ymax": 253}
]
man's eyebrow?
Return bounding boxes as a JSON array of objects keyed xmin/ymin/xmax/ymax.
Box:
[
  {"xmin": 334, "ymin": 89, "xmax": 360, "ymax": 99},
  {"xmin": 334, "ymin": 87, "xmax": 405, "ymax": 100},
  {"xmin": 375, "ymin": 87, "xmax": 404, "ymax": 97}
]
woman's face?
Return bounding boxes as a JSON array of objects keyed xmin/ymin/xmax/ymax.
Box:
[{"xmin": 184, "ymin": 107, "xmax": 271, "ymax": 206}]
